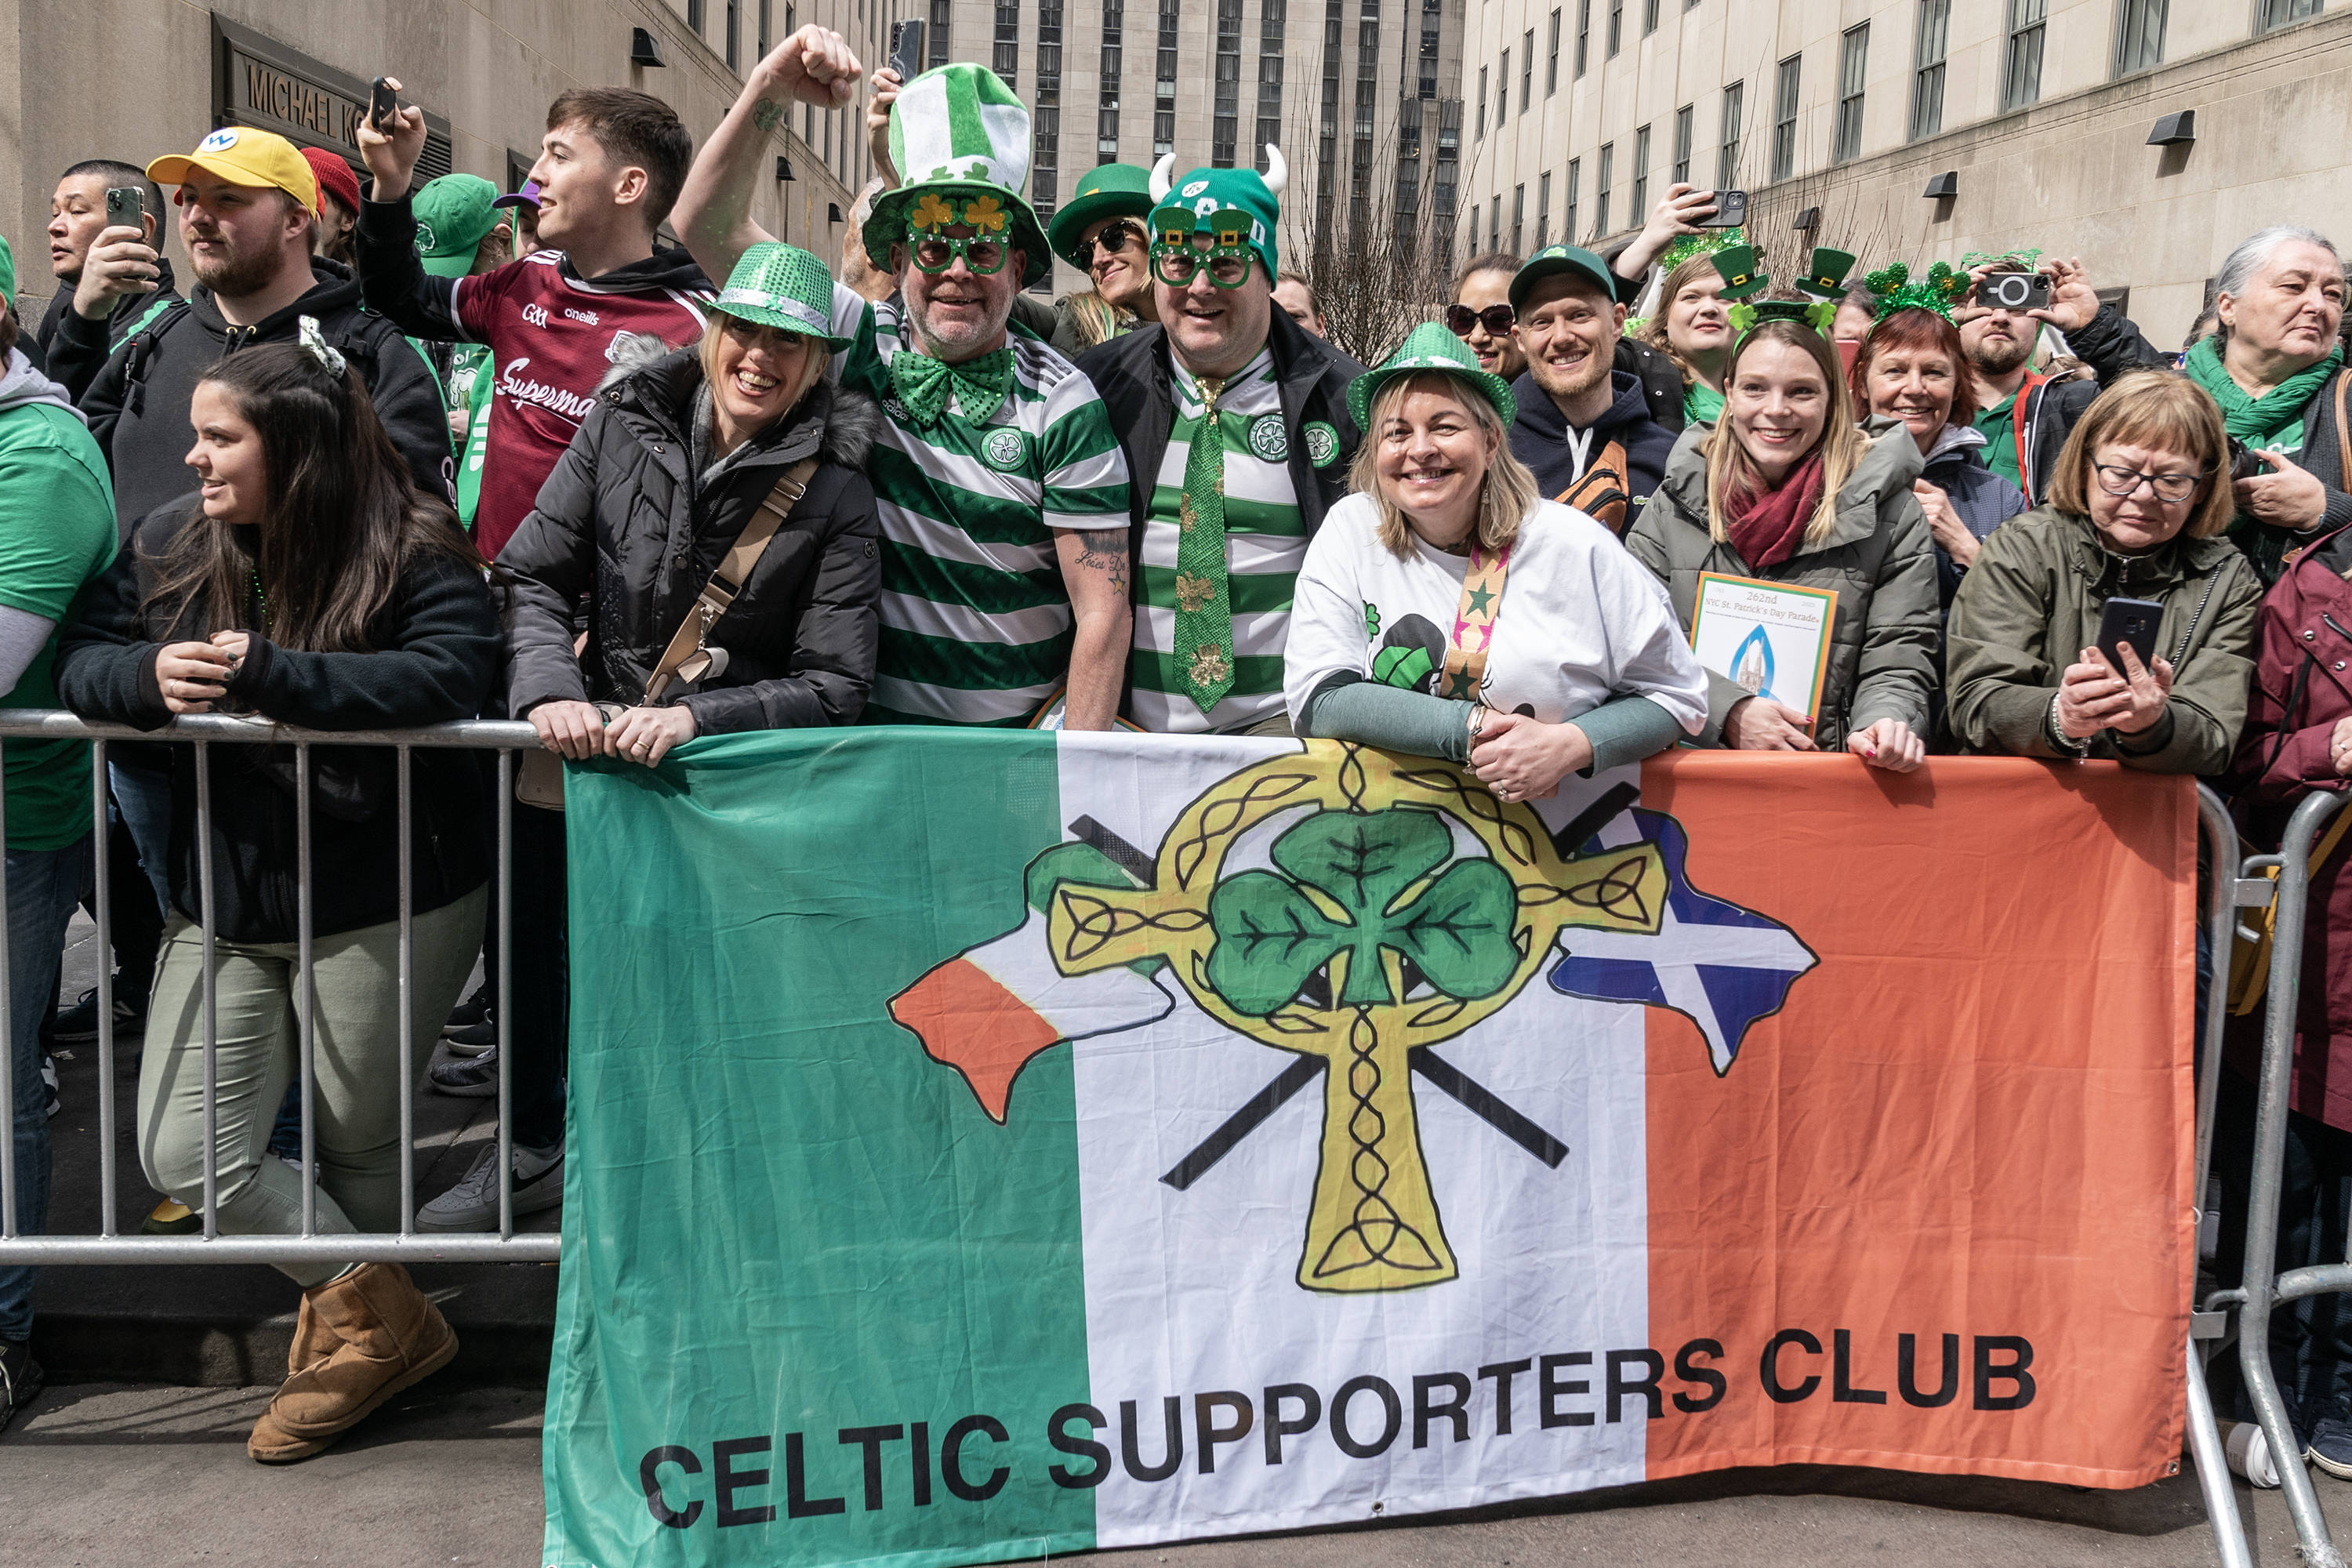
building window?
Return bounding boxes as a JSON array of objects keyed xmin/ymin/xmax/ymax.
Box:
[
  {"xmin": 1099, "ymin": 0, "xmax": 1123, "ymax": 158},
  {"xmin": 2001, "ymin": 0, "xmax": 2046, "ymax": 111},
  {"xmin": 2258, "ymin": 0, "xmax": 2320, "ymax": 31},
  {"xmin": 1033, "ymin": 0, "xmax": 1064, "ymax": 220},
  {"xmin": 1643, "ymin": 0, "xmax": 1659, "ymax": 35},
  {"xmin": 1548, "ymin": 9, "xmax": 1563, "ymax": 93},
  {"xmin": 727, "ymin": 0, "xmax": 741, "ymax": 67},
  {"xmin": 1477, "ymin": 66, "xmax": 1488, "ymax": 134},
  {"xmin": 1629, "ymin": 124, "xmax": 1650, "ymax": 224},
  {"xmin": 1213, "ymin": 0, "xmax": 1243, "ymax": 165},
  {"xmin": 1511, "ymin": 182, "xmax": 1525, "ymax": 252},
  {"xmin": 1257, "ymin": 0, "xmax": 1286, "ymax": 169},
  {"xmin": 1607, "ymin": 0, "xmax": 1623, "ymax": 56},
  {"xmin": 1156, "ymin": 0, "xmax": 1179, "ymax": 158},
  {"xmin": 1420, "ymin": 0, "xmax": 1442, "ymax": 97},
  {"xmin": 1564, "ymin": 156, "xmax": 1581, "ymax": 244},
  {"xmin": 1491, "ymin": 193, "xmax": 1501, "ymax": 253},
  {"xmin": 1498, "ymin": 48, "xmax": 1509, "ymax": 121},
  {"xmin": 1911, "ymin": 0, "xmax": 1948, "ymax": 139},
  {"xmin": 1521, "ymin": 29, "xmax": 1534, "ymax": 111},
  {"xmin": 1536, "ymin": 169, "xmax": 1552, "ymax": 247},
  {"xmin": 2114, "ymin": 0, "xmax": 2166, "ymax": 70},
  {"xmin": 1396, "ymin": 99, "xmax": 1424, "ymax": 232},
  {"xmin": 1434, "ymin": 96, "xmax": 1460, "ymax": 267},
  {"xmin": 929, "ymin": 0, "xmax": 952, "ymax": 65},
  {"xmin": 995, "ymin": 2, "xmax": 1019, "ymax": 85},
  {"xmin": 1595, "ymin": 141, "xmax": 1613, "ymax": 235},
  {"xmin": 1317, "ymin": 0, "xmax": 1341, "ymax": 223},
  {"xmin": 1672, "ymin": 103, "xmax": 1693, "ymax": 183},
  {"xmin": 1833, "ymin": 24, "xmax": 1867, "ymax": 164},
  {"xmin": 1771, "ymin": 54, "xmax": 1800, "ymax": 180},
  {"xmin": 1352, "ymin": 0, "xmax": 1381, "ymax": 243},
  {"xmin": 689, "ymin": 0, "xmax": 706, "ymax": 32},
  {"xmin": 1719, "ymin": 80, "xmax": 1742, "ymax": 188},
  {"xmin": 1575, "ymin": 0, "xmax": 1592, "ymax": 74}
]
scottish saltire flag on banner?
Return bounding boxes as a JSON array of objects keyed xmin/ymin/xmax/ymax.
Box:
[{"xmin": 541, "ymin": 734, "xmax": 2196, "ymax": 1568}]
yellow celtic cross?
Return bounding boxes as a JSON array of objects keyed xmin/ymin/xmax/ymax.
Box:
[{"xmin": 1043, "ymin": 743, "xmax": 1667, "ymax": 1294}]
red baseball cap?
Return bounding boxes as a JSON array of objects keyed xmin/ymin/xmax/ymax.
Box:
[{"xmin": 302, "ymin": 147, "xmax": 362, "ymax": 214}]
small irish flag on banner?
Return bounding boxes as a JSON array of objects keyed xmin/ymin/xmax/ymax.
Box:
[{"xmin": 542, "ymin": 730, "xmax": 2196, "ymax": 1568}]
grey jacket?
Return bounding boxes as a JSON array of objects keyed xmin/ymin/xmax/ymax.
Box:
[{"xmin": 1625, "ymin": 422, "xmax": 1941, "ymax": 750}]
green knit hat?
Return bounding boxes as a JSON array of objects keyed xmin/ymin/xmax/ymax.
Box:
[
  {"xmin": 713, "ymin": 241, "xmax": 852, "ymax": 349},
  {"xmin": 412, "ymin": 174, "xmax": 503, "ymax": 280},
  {"xmin": 1147, "ymin": 162, "xmax": 1282, "ymax": 285},
  {"xmin": 1047, "ymin": 163, "xmax": 1156, "ymax": 271},
  {"xmin": 1347, "ymin": 321, "xmax": 1519, "ymax": 434},
  {"xmin": 866, "ymin": 64, "xmax": 1051, "ymax": 289}
]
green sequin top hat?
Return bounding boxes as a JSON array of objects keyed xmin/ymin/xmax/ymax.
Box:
[
  {"xmin": 865, "ymin": 64, "xmax": 1053, "ymax": 289},
  {"xmin": 1862, "ymin": 260, "xmax": 1971, "ymax": 323},
  {"xmin": 1709, "ymin": 244, "xmax": 1769, "ymax": 302},
  {"xmin": 1144, "ymin": 152, "xmax": 1286, "ymax": 285},
  {"xmin": 1346, "ymin": 320, "xmax": 1519, "ymax": 434},
  {"xmin": 1047, "ymin": 162, "xmax": 1157, "ymax": 272},
  {"xmin": 713, "ymin": 241, "xmax": 854, "ymax": 349}
]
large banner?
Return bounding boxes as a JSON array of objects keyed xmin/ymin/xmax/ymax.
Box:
[{"xmin": 540, "ymin": 734, "xmax": 2196, "ymax": 1568}]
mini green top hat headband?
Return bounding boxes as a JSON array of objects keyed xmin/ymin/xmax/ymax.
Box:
[
  {"xmin": 1862, "ymin": 260, "xmax": 1972, "ymax": 324},
  {"xmin": 1712, "ymin": 246, "xmax": 1857, "ymax": 342}
]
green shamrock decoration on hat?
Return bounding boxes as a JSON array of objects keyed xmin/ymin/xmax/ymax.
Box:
[
  {"xmin": 866, "ymin": 64, "xmax": 1053, "ymax": 288},
  {"xmin": 1144, "ymin": 150, "xmax": 1287, "ymax": 285},
  {"xmin": 713, "ymin": 241, "xmax": 854, "ymax": 349},
  {"xmin": 1347, "ymin": 321, "xmax": 1519, "ymax": 434},
  {"xmin": 1863, "ymin": 260, "xmax": 1971, "ymax": 324}
]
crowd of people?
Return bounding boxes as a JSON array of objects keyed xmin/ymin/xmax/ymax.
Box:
[{"xmin": 2, "ymin": 20, "xmax": 2350, "ymax": 1483}]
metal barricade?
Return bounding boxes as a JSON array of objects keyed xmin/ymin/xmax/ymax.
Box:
[{"xmin": 0, "ymin": 710, "xmax": 556, "ymax": 1265}]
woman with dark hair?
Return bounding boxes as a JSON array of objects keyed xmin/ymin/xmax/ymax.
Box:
[
  {"xmin": 55, "ymin": 325, "xmax": 500, "ymax": 1465},
  {"xmin": 1627, "ymin": 314, "xmax": 1940, "ymax": 769},
  {"xmin": 1851, "ymin": 305, "xmax": 2027, "ymax": 604}
]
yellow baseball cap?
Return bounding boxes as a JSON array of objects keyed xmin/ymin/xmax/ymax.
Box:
[{"xmin": 147, "ymin": 127, "xmax": 319, "ymax": 214}]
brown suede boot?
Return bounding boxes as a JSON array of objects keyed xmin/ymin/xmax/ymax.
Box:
[
  {"xmin": 248, "ymin": 1263, "xmax": 458, "ymax": 1463},
  {"xmin": 285, "ymin": 1290, "xmax": 336, "ymax": 1377}
]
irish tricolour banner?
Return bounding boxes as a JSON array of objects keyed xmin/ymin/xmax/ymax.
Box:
[{"xmin": 541, "ymin": 734, "xmax": 2196, "ymax": 1568}]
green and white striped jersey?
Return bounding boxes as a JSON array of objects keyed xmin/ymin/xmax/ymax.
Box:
[
  {"xmin": 829, "ymin": 283, "xmax": 1131, "ymax": 726},
  {"xmin": 1127, "ymin": 348, "xmax": 1307, "ymax": 734}
]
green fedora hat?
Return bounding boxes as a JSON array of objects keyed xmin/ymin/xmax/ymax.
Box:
[
  {"xmin": 866, "ymin": 64, "xmax": 1053, "ymax": 289},
  {"xmin": 712, "ymin": 241, "xmax": 852, "ymax": 349},
  {"xmin": 1348, "ymin": 320, "xmax": 1519, "ymax": 434},
  {"xmin": 1047, "ymin": 163, "xmax": 1156, "ymax": 272}
]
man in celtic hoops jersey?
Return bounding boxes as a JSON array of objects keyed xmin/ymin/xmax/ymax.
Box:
[
  {"xmin": 678, "ymin": 37, "xmax": 1134, "ymax": 727},
  {"xmin": 1076, "ymin": 156, "xmax": 1367, "ymax": 735}
]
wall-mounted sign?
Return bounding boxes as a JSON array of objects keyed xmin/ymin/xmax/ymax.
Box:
[{"xmin": 211, "ymin": 15, "xmax": 453, "ymax": 184}]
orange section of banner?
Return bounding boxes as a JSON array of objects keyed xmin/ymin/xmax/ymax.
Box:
[{"xmin": 1640, "ymin": 753, "xmax": 2195, "ymax": 1489}]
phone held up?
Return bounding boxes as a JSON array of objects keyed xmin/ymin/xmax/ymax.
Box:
[
  {"xmin": 889, "ymin": 20, "xmax": 926, "ymax": 82},
  {"xmin": 1978, "ymin": 271, "xmax": 2053, "ymax": 313},
  {"xmin": 2096, "ymin": 597, "xmax": 2164, "ymax": 679},
  {"xmin": 104, "ymin": 185, "xmax": 144, "ymax": 236},
  {"xmin": 1696, "ymin": 190, "xmax": 1748, "ymax": 230},
  {"xmin": 369, "ymin": 76, "xmax": 398, "ymax": 130}
]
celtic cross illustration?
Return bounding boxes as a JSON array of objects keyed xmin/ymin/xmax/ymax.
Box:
[{"xmin": 1040, "ymin": 745, "xmax": 1667, "ymax": 1293}]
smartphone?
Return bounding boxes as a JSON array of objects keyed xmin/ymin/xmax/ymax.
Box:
[
  {"xmin": 369, "ymin": 76, "xmax": 398, "ymax": 130},
  {"xmin": 889, "ymin": 19, "xmax": 926, "ymax": 81},
  {"xmin": 2229, "ymin": 438, "xmax": 2267, "ymax": 482},
  {"xmin": 1696, "ymin": 190, "xmax": 1748, "ymax": 229},
  {"xmin": 2096, "ymin": 597, "xmax": 2164, "ymax": 677},
  {"xmin": 105, "ymin": 185, "xmax": 144, "ymax": 235},
  {"xmin": 1978, "ymin": 270, "xmax": 2052, "ymax": 312}
]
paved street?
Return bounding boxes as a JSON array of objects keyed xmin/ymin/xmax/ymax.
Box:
[{"xmin": 6, "ymin": 1380, "xmax": 2351, "ymax": 1568}]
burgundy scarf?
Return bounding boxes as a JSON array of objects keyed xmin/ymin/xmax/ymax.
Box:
[{"xmin": 1723, "ymin": 450, "xmax": 1828, "ymax": 570}]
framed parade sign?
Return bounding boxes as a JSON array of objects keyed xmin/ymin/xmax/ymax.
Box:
[{"xmin": 1689, "ymin": 573, "xmax": 1838, "ymax": 720}]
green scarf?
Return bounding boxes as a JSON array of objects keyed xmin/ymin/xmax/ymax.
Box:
[
  {"xmin": 890, "ymin": 345, "xmax": 1015, "ymax": 426},
  {"xmin": 2183, "ymin": 333, "xmax": 2342, "ymax": 453}
]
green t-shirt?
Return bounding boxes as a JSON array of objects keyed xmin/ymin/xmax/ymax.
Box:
[
  {"xmin": 0, "ymin": 400, "xmax": 118, "ymax": 849},
  {"xmin": 1684, "ymin": 382, "xmax": 1725, "ymax": 426},
  {"xmin": 1974, "ymin": 390, "xmax": 2024, "ymax": 492}
]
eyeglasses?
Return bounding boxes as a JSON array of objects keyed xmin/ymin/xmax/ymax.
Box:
[
  {"xmin": 909, "ymin": 231, "xmax": 1009, "ymax": 275},
  {"xmin": 1446, "ymin": 303, "xmax": 1516, "ymax": 337},
  {"xmin": 1084, "ymin": 221, "xmax": 1145, "ymax": 263},
  {"xmin": 1152, "ymin": 245, "xmax": 1253, "ymax": 289},
  {"xmin": 2091, "ymin": 461, "xmax": 2209, "ymax": 504}
]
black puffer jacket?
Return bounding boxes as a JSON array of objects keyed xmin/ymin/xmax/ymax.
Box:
[
  {"xmin": 53, "ymin": 500, "xmax": 500, "ymax": 943},
  {"xmin": 499, "ymin": 344, "xmax": 883, "ymax": 732}
]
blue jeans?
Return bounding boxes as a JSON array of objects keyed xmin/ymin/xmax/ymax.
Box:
[
  {"xmin": 109, "ymin": 758, "xmax": 171, "ymax": 918},
  {"xmin": 1, "ymin": 833, "xmax": 94, "ymax": 1344}
]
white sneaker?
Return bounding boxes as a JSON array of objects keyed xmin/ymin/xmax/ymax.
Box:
[{"xmin": 416, "ymin": 1140, "xmax": 563, "ymax": 1232}]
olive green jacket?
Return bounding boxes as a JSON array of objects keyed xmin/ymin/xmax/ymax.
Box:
[
  {"xmin": 1626, "ymin": 422, "xmax": 1940, "ymax": 750},
  {"xmin": 1944, "ymin": 506, "xmax": 2263, "ymax": 774}
]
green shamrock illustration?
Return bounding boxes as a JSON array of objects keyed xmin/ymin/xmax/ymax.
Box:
[{"xmin": 1205, "ymin": 808, "xmax": 1518, "ymax": 1014}]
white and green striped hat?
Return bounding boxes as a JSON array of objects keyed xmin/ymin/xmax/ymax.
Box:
[
  {"xmin": 712, "ymin": 241, "xmax": 851, "ymax": 348},
  {"xmin": 866, "ymin": 64, "xmax": 1051, "ymax": 289}
]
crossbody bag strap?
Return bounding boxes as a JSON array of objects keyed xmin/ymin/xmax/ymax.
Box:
[
  {"xmin": 1436, "ymin": 544, "xmax": 1512, "ymax": 700},
  {"xmin": 642, "ymin": 456, "xmax": 821, "ymax": 704},
  {"xmin": 2335, "ymin": 368, "xmax": 2350, "ymax": 485}
]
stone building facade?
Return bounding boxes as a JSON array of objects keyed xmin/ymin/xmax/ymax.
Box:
[{"xmin": 1458, "ymin": 0, "xmax": 2352, "ymax": 343}]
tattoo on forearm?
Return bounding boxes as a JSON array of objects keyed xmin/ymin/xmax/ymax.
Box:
[
  {"xmin": 1076, "ymin": 528, "xmax": 1131, "ymax": 596},
  {"xmin": 752, "ymin": 97, "xmax": 784, "ymax": 132}
]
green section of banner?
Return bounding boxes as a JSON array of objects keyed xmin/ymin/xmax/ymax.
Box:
[{"xmin": 541, "ymin": 728, "xmax": 1098, "ymax": 1568}]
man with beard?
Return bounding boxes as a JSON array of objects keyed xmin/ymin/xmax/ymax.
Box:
[
  {"xmin": 1958, "ymin": 252, "xmax": 2160, "ymax": 507},
  {"xmin": 57, "ymin": 127, "xmax": 451, "ymax": 537},
  {"xmin": 678, "ymin": 44, "xmax": 1134, "ymax": 728},
  {"xmin": 36, "ymin": 160, "xmax": 177, "ymax": 383},
  {"xmin": 1504, "ymin": 243, "xmax": 1675, "ymax": 532}
]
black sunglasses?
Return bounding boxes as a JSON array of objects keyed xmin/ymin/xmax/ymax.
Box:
[
  {"xmin": 1084, "ymin": 221, "xmax": 1145, "ymax": 263},
  {"xmin": 1446, "ymin": 303, "xmax": 1516, "ymax": 337}
]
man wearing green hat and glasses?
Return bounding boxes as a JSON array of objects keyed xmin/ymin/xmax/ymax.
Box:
[
  {"xmin": 1076, "ymin": 151, "xmax": 1366, "ymax": 735},
  {"xmin": 677, "ymin": 39, "xmax": 1134, "ymax": 729},
  {"xmin": 408, "ymin": 174, "xmax": 513, "ymax": 535}
]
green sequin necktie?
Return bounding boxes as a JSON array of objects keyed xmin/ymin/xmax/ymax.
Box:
[{"xmin": 1170, "ymin": 375, "xmax": 1236, "ymax": 713}]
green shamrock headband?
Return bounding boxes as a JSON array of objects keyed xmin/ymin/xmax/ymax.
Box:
[
  {"xmin": 1657, "ymin": 227, "xmax": 1749, "ymax": 275},
  {"xmin": 1715, "ymin": 246, "xmax": 1853, "ymax": 343},
  {"xmin": 1862, "ymin": 260, "xmax": 1971, "ymax": 325}
]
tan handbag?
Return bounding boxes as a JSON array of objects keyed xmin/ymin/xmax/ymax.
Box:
[{"xmin": 516, "ymin": 457, "xmax": 819, "ymax": 811}]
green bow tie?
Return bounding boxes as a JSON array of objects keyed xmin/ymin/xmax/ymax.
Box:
[{"xmin": 891, "ymin": 346, "xmax": 1015, "ymax": 426}]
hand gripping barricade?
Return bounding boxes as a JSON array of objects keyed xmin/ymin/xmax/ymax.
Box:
[{"xmin": 0, "ymin": 710, "xmax": 557, "ymax": 1265}]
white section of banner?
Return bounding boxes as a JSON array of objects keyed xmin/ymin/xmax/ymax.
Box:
[{"xmin": 1051, "ymin": 737, "xmax": 1653, "ymax": 1545}]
